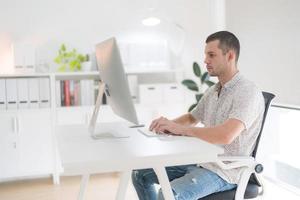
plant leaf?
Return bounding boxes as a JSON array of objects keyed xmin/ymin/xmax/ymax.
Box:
[
  {"xmin": 181, "ymin": 80, "xmax": 199, "ymax": 92},
  {"xmin": 193, "ymin": 62, "xmax": 201, "ymax": 77},
  {"xmin": 77, "ymin": 54, "xmax": 85, "ymax": 62},
  {"xmin": 196, "ymin": 94, "xmax": 203, "ymax": 102},
  {"xmin": 76, "ymin": 63, "xmax": 81, "ymax": 71},
  {"xmin": 61, "ymin": 44, "xmax": 66, "ymax": 51},
  {"xmin": 85, "ymin": 54, "xmax": 89, "ymax": 61},
  {"xmin": 58, "ymin": 65, "xmax": 66, "ymax": 72},
  {"xmin": 205, "ymin": 80, "xmax": 215, "ymax": 87},
  {"xmin": 188, "ymin": 103, "xmax": 197, "ymax": 112},
  {"xmin": 54, "ymin": 56, "xmax": 61, "ymax": 64},
  {"xmin": 201, "ymin": 72, "xmax": 209, "ymax": 83}
]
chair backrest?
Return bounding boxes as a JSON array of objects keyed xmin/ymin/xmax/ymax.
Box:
[
  {"xmin": 251, "ymin": 91, "xmax": 275, "ymax": 158},
  {"xmin": 249, "ymin": 91, "xmax": 275, "ymax": 186}
]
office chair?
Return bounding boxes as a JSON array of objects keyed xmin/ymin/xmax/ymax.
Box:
[{"xmin": 199, "ymin": 91, "xmax": 275, "ymax": 200}]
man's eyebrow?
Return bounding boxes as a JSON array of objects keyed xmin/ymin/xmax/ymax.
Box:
[{"xmin": 206, "ymin": 51, "xmax": 215, "ymax": 54}]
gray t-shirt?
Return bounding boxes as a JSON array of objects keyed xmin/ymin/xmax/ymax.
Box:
[{"xmin": 190, "ymin": 72, "xmax": 264, "ymax": 184}]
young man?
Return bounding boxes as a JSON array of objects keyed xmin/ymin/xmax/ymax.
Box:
[{"xmin": 132, "ymin": 31, "xmax": 265, "ymax": 200}]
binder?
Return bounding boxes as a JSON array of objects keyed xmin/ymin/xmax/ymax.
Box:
[
  {"xmin": 80, "ymin": 80, "xmax": 88, "ymax": 106},
  {"xmin": 60, "ymin": 80, "xmax": 65, "ymax": 106},
  {"xmin": 0, "ymin": 79, "xmax": 6, "ymax": 110},
  {"xmin": 55, "ymin": 80, "xmax": 61, "ymax": 107},
  {"xmin": 28, "ymin": 78, "xmax": 39, "ymax": 108},
  {"xmin": 73, "ymin": 80, "xmax": 81, "ymax": 106},
  {"xmin": 39, "ymin": 77, "xmax": 50, "ymax": 108},
  {"xmin": 5, "ymin": 78, "xmax": 18, "ymax": 109},
  {"xmin": 17, "ymin": 78, "xmax": 29, "ymax": 109},
  {"xmin": 64, "ymin": 80, "xmax": 70, "ymax": 106}
]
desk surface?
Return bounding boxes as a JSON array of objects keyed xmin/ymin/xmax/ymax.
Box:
[{"xmin": 56, "ymin": 122, "xmax": 224, "ymax": 176}]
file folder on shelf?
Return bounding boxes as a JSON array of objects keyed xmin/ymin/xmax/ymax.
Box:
[
  {"xmin": 55, "ymin": 80, "xmax": 61, "ymax": 107},
  {"xmin": 28, "ymin": 78, "xmax": 40, "ymax": 108},
  {"xmin": 17, "ymin": 78, "xmax": 29, "ymax": 109},
  {"xmin": 5, "ymin": 79, "xmax": 18, "ymax": 109},
  {"xmin": 0, "ymin": 79, "xmax": 6, "ymax": 110},
  {"xmin": 39, "ymin": 77, "xmax": 50, "ymax": 108}
]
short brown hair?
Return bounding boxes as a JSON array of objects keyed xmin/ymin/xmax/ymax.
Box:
[{"xmin": 206, "ymin": 31, "xmax": 240, "ymax": 62}]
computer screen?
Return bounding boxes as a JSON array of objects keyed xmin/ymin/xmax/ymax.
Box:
[{"xmin": 88, "ymin": 37, "xmax": 139, "ymax": 139}]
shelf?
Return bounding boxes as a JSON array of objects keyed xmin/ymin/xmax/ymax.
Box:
[
  {"xmin": 125, "ymin": 68, "xmax": 182, "ymax": 75},
  {"xmin": 1, "ymin": 68, "xmax": 181, "ymax": 79},
  {"xmin": 0, "ymin": 73, "xmax": 51, "ymax": 78},
  {"xmin": 53, "ymin": 71, "xmax": 100, "ymax": 80}
]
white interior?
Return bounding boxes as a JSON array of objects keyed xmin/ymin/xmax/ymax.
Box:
[{"xmin": 1, "ymin": 0, "xmax": 300, "ymax": 196}]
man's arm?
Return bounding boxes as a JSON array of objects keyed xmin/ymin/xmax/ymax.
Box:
[
  {"xmin": 149, "ymin": 113, "xmax": 198, "ymax": 132},
  {"xmin": 151, "ymin": 118, "xmax": 245, "ymax": 145},
  {"xmin": 185, "ymin": 118, "xmax": 245, "ymax": 144},
  {"xmin": 172, "ymin": 113, "xmax": 198, "ymax": 126}
]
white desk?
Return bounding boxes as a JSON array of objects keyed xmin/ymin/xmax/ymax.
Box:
[{"xmin": 56, "ymin": 122, "xmax": 224, "ymax": 200}]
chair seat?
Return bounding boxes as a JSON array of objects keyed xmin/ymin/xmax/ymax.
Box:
[{"xmin": 199, "ymin": 183, "xmax": 259, "ymax": 200}]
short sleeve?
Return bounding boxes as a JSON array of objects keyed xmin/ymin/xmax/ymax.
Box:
[
  {"xmin": 190, "ymin": 86, "xmax": 214, "ymax": 123},
  {"xmin": 228, "ymin": 86, "xmax": 264, "ymax": 130}
]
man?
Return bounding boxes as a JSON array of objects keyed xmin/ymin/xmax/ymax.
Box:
[{"xmin": 132, "ymin": 31, "xmax": 265, "ymax": 200}]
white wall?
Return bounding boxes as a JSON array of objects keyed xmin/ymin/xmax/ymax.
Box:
[
  {"xmin": 225, "ymin": 0, "xmax": 300, "ymax": 105},
  {"xmin": 0, "ymin": 0, "xmax": 218, "ymax": 77}
]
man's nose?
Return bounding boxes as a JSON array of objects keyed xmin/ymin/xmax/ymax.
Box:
[{"xmin": 204, "ymin": 57, "xmax": 209, "ymax": 64}]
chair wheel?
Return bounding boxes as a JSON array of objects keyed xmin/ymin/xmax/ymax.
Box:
[{"xmin": 255, "ymin": 164, "xmax": 263, "ymax": 173}]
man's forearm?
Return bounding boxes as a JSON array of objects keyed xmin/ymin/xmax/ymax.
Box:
[
  {"xmin": 183, "ymin": 126, "xmax": 229, "ymax": 144},
  {"xmin": 172, "ymin": 113, "xmax": 197, "ymax": 126},
  {"xmin": 182, "ymin": 119, "xmax": 245, "ymax": 145}
]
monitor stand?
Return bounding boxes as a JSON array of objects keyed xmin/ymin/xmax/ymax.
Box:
[{"xmin": 88, "ymin": 81, "xmax": 129, "ymax": 139}]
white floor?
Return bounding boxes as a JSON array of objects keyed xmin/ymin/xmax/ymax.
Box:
[
  {"xmin": 0, "ymin": 173, "xmax": 299, "ymax": 200},
  {"xmin": 255, "ymin": 177, "xmax": 300, "ymax": 200}
]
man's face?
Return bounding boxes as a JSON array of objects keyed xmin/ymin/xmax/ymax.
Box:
[{"xmin": 204, "ymin": 40, "xmax": 229, "ymax": 77}]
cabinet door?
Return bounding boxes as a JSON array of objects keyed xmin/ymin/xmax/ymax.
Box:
[
  {"xmin": 0, "ymin": 114, "xmax": 19, "ymax": 179},
  {"xmin": 18, "ymin": 110, "xmax": 54, "ymax": 176},
  {"xmin": 139, "ymin": 84, "xmax": 163, "ymax": 105}
]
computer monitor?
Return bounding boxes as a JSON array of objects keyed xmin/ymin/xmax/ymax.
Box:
[{"xmin": 88, "ymin": 37, "xmax": 140, "ymax": 139}]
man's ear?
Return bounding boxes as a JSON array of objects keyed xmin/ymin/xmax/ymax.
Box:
[{"xmin": 227, "ymin": 50, "xmax": 235, "ymax": 62}]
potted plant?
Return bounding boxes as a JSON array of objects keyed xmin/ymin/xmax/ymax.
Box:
[
  {"xmin": 54, "ymin": 44, "xmax": 88, "ymax": 72},
  {"xmin": 81, "ymin": 54, "xmax": 93, "ymax": 71},
  {"xmin": 181, "ymin": 62, "xmax": 215, "ymax": 111}
]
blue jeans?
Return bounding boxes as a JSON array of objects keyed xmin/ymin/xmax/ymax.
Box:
[{"xmin": 131, "ymin": 165, "xmax": 236, "ymax": 200}]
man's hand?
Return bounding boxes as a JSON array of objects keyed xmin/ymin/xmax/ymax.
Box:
[{"xmin": 149, "ymin": 116, "xmax": 187, "ymax": 136}]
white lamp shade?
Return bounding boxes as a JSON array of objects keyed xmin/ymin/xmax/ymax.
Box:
[{"xmin": 142, "ymin": 17, "xmax": 161, "ymax": 26}]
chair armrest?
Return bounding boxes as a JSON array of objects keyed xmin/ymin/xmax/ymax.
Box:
[
  {"xmin": 216, "ymin": 156, "xmax": 263, "ymax": 200},
  {"xmin": 216, "ymin": 156, "xmax": 256, "ymax": 170}
]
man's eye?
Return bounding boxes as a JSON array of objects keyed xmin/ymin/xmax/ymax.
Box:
[{"xmin": 209, "ymin": 54, "xmax": 214, "ymax": 58}]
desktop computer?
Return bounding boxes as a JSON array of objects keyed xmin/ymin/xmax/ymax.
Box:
[{"xmin": 88, "ymin": 37, "xmax": 140, "ymax": 139}]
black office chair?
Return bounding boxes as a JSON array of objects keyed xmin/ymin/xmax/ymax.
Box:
[{"xmin": 199, "ymin": 91, "xmax": 275, "ymax": 200}]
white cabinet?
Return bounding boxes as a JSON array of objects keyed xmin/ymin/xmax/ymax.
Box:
[
  {"xmin": 0, "ymin": 113, "xmax": 19, "ymax": 179},
  {"xmin": 139, "ymin": 83, "xmax": 185, "ymax": 105},
  {"xmin": 139, "ymin": 84, "xmax": 164, "ymax": 105},
  {"xmin": 0, "ymin": 110, "xmax": 54, "ymax": 180},
  {"xmin": 0, "ymin": 74, "xmax": 57, "ymax": 182},
  {"xmin": 162, "ymin": 83, "xmax": 185, "ymax": 104},
  {"xmin": 18, "ymin": 110, "xmax": 54, "ymax": 176}
]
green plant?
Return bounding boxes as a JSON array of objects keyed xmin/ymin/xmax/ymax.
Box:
[
  {"xmin": 54, "ymin": 44, "xmax": 88, "ymax": 72},
  {"xmin": 181, "ymin": 62, "xmax": 215, "ymax": 112}
]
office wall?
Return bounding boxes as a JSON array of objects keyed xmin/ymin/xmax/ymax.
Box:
[
  {"xmin": 225, "ymin": 0, "xmax": 300, "ymax": 105},
  {"xmin": 0, "ymin": 0, "xmax": 220, "ymax": 78}
]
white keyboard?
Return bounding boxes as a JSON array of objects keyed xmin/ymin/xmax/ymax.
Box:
[{"xmin": 138, "ymin": 128, "xmax": 170, "ymax": 137}]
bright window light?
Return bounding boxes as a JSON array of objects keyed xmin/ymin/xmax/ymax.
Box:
[
  {"xmin": 142, "ymin": 17, "xmax": 161, "ymax": 26},
  {"xmin": 0, "ymin": 34, "xmax": 14, "ymax": 74}
]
